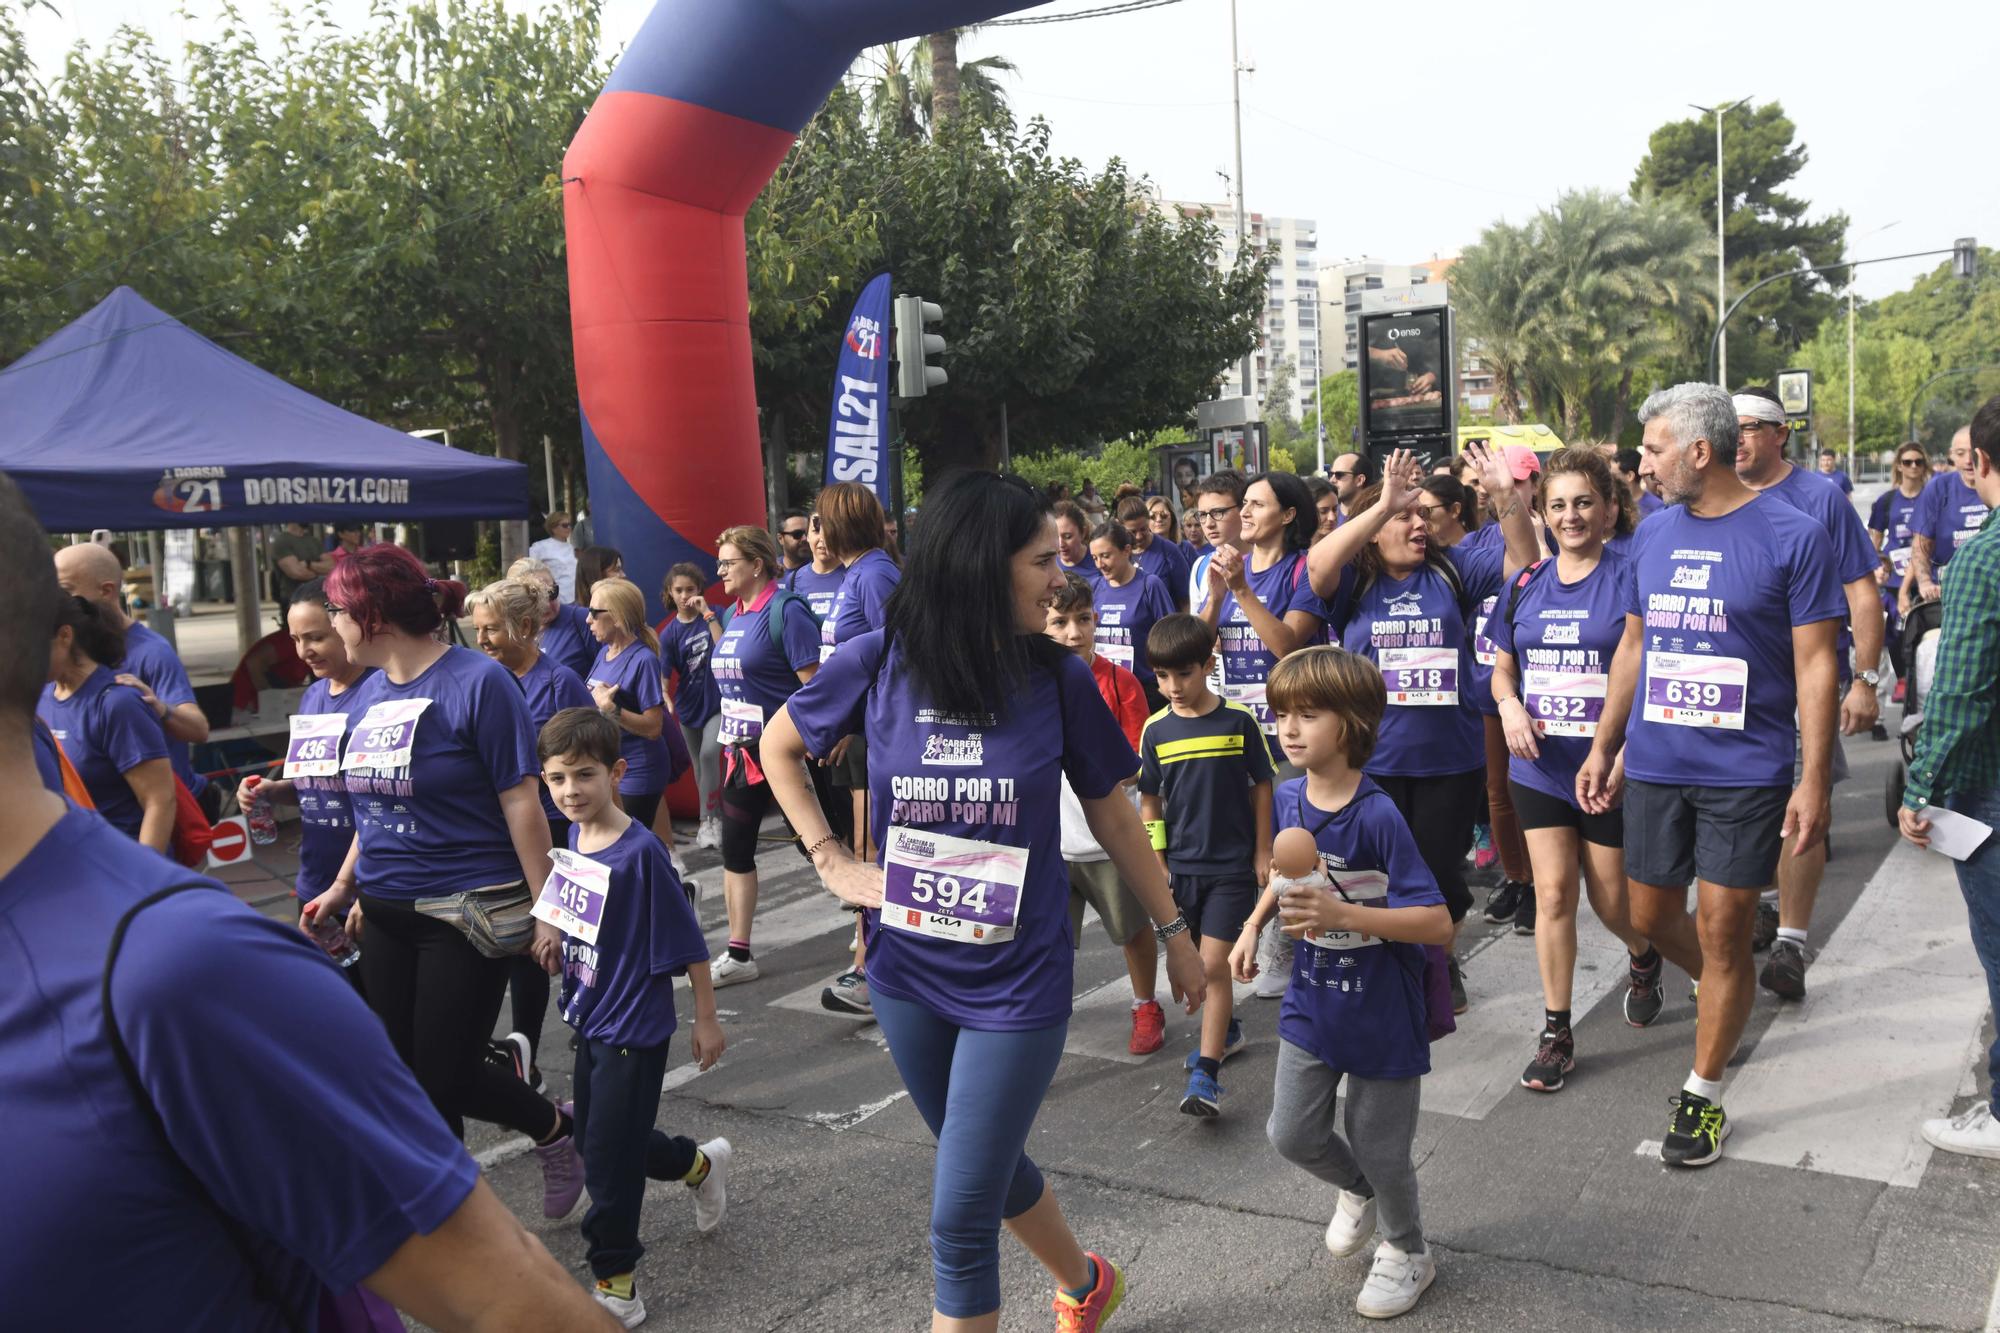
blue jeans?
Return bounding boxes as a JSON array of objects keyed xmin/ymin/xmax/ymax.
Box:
[
  {"xmin": 869, "ymin": 991, "xmax": 1068, "ymax": 1319},
  {"xmin": 1946, "ymin": 787, "xmax": 2000, "ymax": 1093}
]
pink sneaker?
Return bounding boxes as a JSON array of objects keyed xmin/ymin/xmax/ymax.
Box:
[
  {"xmin": 534, "ymin": 1106, "xmax": 585, "ymax": 1219},
  {"xmin": 1053, "ymin": 1253, "xmax": 1124, "ymax": 1332}
]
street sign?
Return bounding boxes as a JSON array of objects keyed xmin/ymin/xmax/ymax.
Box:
[{"xmin": 206, "ymin": 815, "xmax": 250, "ymax": 867}]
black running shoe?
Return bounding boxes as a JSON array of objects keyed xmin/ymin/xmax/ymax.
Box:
[
  {"xmin": 1661, "ymin": 1092, "xmax": 1730, "ymax": 1167},
  {"xmin": 1750, "ymin": 898, "xmax": 1779, "ymax": 953},
  {"xmin": 1519, "ymin": 1027, "xmax": 1574, "ymax": 1092},
  {"xmin": 1484, "ymin": 880, "xmax": 1527, "ymax": 924},
  {"xmin": 1447, "ymin": 954, "xmax": 1468, "ymax": 1015},
  {"xmin": 1624, "ymin": 953, "xmax": 1664, "ymax": 1027},
  {"xmin": 1512, "ymin": 888, "xmax": 1537, "ymax": 936},
  {"xmin": 1760, "ymin": 939, "xmax": 1809, "ymax": 1000}
]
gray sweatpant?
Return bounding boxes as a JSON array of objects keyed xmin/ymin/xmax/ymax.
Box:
[{"xmin": 1267, "ymin": 1038, "xmax": 1425, "ymax": 1254}]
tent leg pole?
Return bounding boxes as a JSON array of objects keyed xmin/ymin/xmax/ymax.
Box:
[{"xmin": 229, "ymin": 527, "xmax": 261, "ymax": 656}]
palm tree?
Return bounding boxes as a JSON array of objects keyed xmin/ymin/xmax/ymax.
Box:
[
  {"xmin": 852, "ymin": 30, "xmax": 1015, "ymax": 139},
  {"xmin": 1452, "ymin": 219, "xmax": 1537, "ymax": 424}
]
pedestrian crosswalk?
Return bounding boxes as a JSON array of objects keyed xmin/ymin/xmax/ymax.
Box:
[{"xmin": 666, "ymin": 834, "xmax": 1995, "ymax": 1190}]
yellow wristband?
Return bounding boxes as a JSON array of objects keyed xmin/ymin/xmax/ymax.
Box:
[{"xmin": 1145, "ymin": 819, "xmax": 1167, "ymax": 851}]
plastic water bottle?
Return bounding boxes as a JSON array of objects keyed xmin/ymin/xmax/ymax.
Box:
[
  {"xmin": 306, "ymin": 903, "xmax": 362, "ymax": 970},
  {"xmin": 244, "ymin": 776, "xmax": 280, "ymax": 846}
]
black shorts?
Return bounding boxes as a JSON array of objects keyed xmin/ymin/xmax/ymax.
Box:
[
  {"xmin": 1168, "ymin": 872, "xmax": 1257, "ymax": 944},
  {"xmin": 1509, "ymin": 779, "xmax": 1624, "ymax": 848},
  {"xmin": 1623, "ymin": 779, "xmax": 1788, "ymax": 890}
]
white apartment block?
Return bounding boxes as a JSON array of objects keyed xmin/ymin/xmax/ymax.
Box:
[{"xmin": 1167, "ymin": 201, "xmax": 1322, "ymax": 423}]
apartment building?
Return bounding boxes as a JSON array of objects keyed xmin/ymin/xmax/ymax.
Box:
[{"xmin": 1167, "ymin": 200, "xmax": 1322, "ymax": 423}]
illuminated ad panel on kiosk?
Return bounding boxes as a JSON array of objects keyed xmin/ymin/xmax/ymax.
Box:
[{"xmin": 1360, "ymin": 308, "xmax": 1449, "ymax": 440}]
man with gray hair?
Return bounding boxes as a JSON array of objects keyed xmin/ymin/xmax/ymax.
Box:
[{"xmin": 1577, "ymin": 382, "xmax": 1844, "ymax": 1169}]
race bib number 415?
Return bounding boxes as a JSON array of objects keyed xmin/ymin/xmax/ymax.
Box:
[
  {"xmin": 531, "ymin": 848, "xmax": 611, "ymax": 945},
  {"xmin": 880, "ymin": 826, "xmax": 1027, "ymax": 946},
  {"xmin": 1643, "ymin": 652, "xmax": 1747, "ymax": 730}
]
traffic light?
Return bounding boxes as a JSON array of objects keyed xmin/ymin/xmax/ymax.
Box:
[
  {"xmin": 893, "ymin": 295, "xmax": 947, "ymax": 399},
  {"xmin": 1954, "ymin": 237, "xmax": 1978, "ymax": 281}
]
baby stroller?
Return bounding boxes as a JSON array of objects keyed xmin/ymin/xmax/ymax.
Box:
[{"xmin": 1887, "ymin": 596, "xmax": 1945, "ymax": 825}]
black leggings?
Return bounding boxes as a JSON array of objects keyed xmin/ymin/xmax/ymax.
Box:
[
  {"xmin": 622, "ymin": 789, "xmax": 663, "ymax": 834},
  {"xmin": 502, "ymin": 816, "xmax": 570, "ymax": 1065},
  {"xmin": 719, "ymin": 751, "xmax": 850, "ymax": 875},
  {"xmin": 358, "ymin": 892, "xmax": 557, "ymax": 1142},
  {"xmin": 1367, "ymin": 767, "xmax": 1484, "ymax": 923}
]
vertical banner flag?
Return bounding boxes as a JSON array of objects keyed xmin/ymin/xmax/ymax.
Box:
[{"xmin": 825, "ymin": 271, "xmax": 893, "ymax": 509}]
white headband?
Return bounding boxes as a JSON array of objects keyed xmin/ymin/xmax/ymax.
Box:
[{"xmin": 1732, "ymin": 394, "xmax": 1788, "ymax": 425}]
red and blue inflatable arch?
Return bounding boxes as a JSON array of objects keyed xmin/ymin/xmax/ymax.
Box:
[{"xmin": 563, "ymin": 0, "xmax": 1036, "ymax": 614}]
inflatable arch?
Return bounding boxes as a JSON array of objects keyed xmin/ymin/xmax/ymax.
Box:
[{"xmin": 563, "ymin": 0, "xmax": 1036, "ymax": 616}]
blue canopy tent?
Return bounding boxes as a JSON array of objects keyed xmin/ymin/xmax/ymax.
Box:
[{"xmin": 0, "ymin": 286, "xmax": 532, "ymax": 529}]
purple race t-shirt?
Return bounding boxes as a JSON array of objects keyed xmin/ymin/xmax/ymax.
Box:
[
  {"xmin": 1871, "ymin": 487, "xmax": 1922, "ymax": 590},
  {"xmin": 341, "ymin": 646, "xmax": 541, "ymax": 898},
  {"xmin": 1623, "ymin": 497, "xmax": 1845, "ymax": 788},
  {"xmin": 825, "ymin": 548, "xmax": 900, "ymax": 659},
  {"xmin": 659, "ymin": 615, "xmax": 721, "ymax": 730},
  {"xmin": 1275, "ymin": 777, "xmax": 1443, "ymax": 1079},
  {"xmin": 1638, "ymin": 491, "xmax": 1666, "ymax": 521},
  {"xmin": 1331, "ymin": 544, "xmax": 1503, "ymax": 778},
  {"xmin": 1134, "ymin": 538, "xmax": 1191, "ymax": 606},
  {"xmin": 1487, "ymin": 551, "xmax": 1630, "ymax": 807},
  {"xmin": 1458, "ymin": 522, "xmax": 1507, "ymax": 716},
  {"xmin": 1760, "ymin": 466, "xmax": 1877, "ymax": 683},
  {"xmin": 559, "ymin": 819, "xmax": 709, "ymax": 1049},
  {"xmin": 37, "ymin": 666, "xmax": 169, "ymax": 839},
  {"xmin": 786, "ymin": 561, "xmax": 849, "ymax": 624},
  {"xmin": 588, "ymin": 641, "xmax": 672, "ymax": 795},
  {"xmin": 120, "ymin": 619, "xmax": 206, "ymax": 796},
  {"xmin": 538, "ymin": 601, "xmax": 598, "ymax": 681},
  {"xmin": 713, "ymin": 585, "xmax": 823, "ymax": 748},
  {"xmin": 518, "ymin": 653, "xmax": 593, "ymax": 820},
  {"xmin": 785, "ymin": 631, "xmax": 1136, "ymax": 1030},
  {"xmin": 1, "ymin": 812, "xmax": 478, "ymax": 1328},
  {"xmin": 1216, "ymin": 549, "xmax": 1333, "ymax": 734},
  {"xmin": 1061, "ymin": 556, "xmax": 1103, "ymax": 593},
  {"xmin": 1092, "ymin": 569, "xmax": 1175, "ymax": 680},
  {"xmin": 289, "ymin": 670, "xmax": 373, "ymax": 901},
  {"xmin": 1912, "ymin": 471, "xmax": 1991, "ymax": 571}
]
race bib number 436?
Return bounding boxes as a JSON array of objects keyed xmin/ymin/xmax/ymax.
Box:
[
  {"xmin": 1643, "ymin": 652, "xmax": 1747, "ymax": 730},
  {"xmin": 880, "ymin": 826, "xmax": 1027, "ymax": 945},
  {"xmin": 284, "ymin": 713, "xmax": 348, "ymax": 778}
]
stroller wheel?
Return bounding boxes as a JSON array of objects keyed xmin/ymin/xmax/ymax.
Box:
[{"xmin": 1885, "ymin": 758, "xmax": 1906, "ymax": 829}]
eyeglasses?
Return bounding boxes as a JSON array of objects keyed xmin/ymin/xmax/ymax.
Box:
[
  {"xmin": 1900, "ymin": 458, "xmax": 1928, "ymax": 467},
  {"xmin": 1414, "ymin": 504, "xmax": 1447, "ymax": 523},
  {"xmin": 1739, "ymin": 420, "xmax": 1779, "ymax": 434},
  {"xmin": 587, "ymin": 607, "xmax": 615, "ymax": 619},
  {"xmin": 324, "ymin": 602, "xmax": 346, "ymax": 617},
  {"xmin": 1330, "ymin": 470, "xmax": 1356, "ymax": 480},
  {"xmin": 781, "ymin": 529, "xmax": 807, "ymax": 540},
  {"xmin": 1193, "ymin": 505, "xmax": 1239, "ymax": 523},
  {"xmin": 714, "ymin": 558, "xmax": 744, "ymax": 572},
  {"xmin": 551, "ymin": 522, "xmax": 572, "ymax": 531}
]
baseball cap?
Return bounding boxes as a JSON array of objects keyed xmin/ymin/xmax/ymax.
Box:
[{"xmin": 1501, "ymin": 445, "xmax": 1543, "ymax": 481}]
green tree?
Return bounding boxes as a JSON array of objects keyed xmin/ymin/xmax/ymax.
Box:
[
  {"xmin": 1298, "ymin": 368, "xmax": 1360, "ymax": 461},
  {"xmin": 1263, "ymin": 358, "xmax": 1307, "ymax": 458},
  {"xmin": 1453, "ymin": 190, "xmax": 1711, "ymax": 440},
  {"xmin": 1796, "ymin": 319, "xmax": 1936, "ymax": 458},
  {"xmin": 1632, "ymin": 102, "xmax": 1848, "ymax": 386}
]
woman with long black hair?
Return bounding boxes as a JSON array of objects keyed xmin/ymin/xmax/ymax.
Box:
[{"xmin": 761, "ymin": 472, "xmax": 1205, "ymax": 1332}]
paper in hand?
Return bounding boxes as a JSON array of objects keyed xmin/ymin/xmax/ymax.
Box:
[{"xmin": 1917, "ymin": 805, "xmax": 1994, "ymax": 862}]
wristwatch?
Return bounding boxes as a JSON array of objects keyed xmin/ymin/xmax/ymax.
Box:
[
  {"xmin": 1856, "ymin": 668, "xmax": 1882, "ymax": 689},
  {"xmin": 1154, "ymin": 913, "xmax": 1190, "ymax": 944}
]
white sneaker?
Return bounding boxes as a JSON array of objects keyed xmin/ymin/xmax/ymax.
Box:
[
  {"xmin": 1324, "ymin": 1189, "xmax": 1378, "ymax": 1258},
  {"xmin": 593, "ymin": 1284, "xmax": 647, "ymax": 1328},
  {"xmin": 696, "ymin": 817, "xmax": 721, "ymax": 850},
  {"xmin": 710, "ymin": 954, "xmax": 759, "ymax": 987},
  {"xmin": 693, "ymin": 1138, "xmax": 732, "ymax": 1232},
  {"xmin": 1921, "ymin": 1102, "xmax": 2000, "ymax": 1160},
  {"xmin": 1355, "ymin": 1241, "xmax": 1436, "ymax": 1319},
  {"xmin": 1253, "ymin": 920, "xmax": 1292, "ymax": 998}
]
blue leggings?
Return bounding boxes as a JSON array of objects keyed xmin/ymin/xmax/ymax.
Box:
[{"xmin": 870, "ymin": 991, "xmax": 1069, "ymax": 1318}]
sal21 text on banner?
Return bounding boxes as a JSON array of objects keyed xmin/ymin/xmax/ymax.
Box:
[{"xmin": 825, "ymin": 271, "xmax": 894, "ymax": 511}]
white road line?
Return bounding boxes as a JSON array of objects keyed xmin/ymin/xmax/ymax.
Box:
[
  {"xmin": 806, "ymin": 1090, "xmax": 909, "ymax": 1131},
  {"xmin": 1986, "ymin": 1253, "xmax": 2000, "ymax": 1333},
  {"xmin": 702, "ymin": 888, "xmax": 854, "ymax": 959},
  {"xmin": 1721, "ymin": 840, "xmax": 1987, "ymax": 1186},
  {"xmin": 1421, "ymin": 904, "xmax": 1630, "ymax": 1120},
  {"xmin": 475, "ymin": 1136, "xmax": 533, "ymax": 1170},
  {"xmin": 1634, "ymin": 1139, "xmax": 1664, "ymax": 1160},
  {"xmin": 1063, "ymin": 973, "xmax": 1259, "ymax": 1066}
]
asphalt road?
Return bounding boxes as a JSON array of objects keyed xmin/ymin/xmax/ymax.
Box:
[{"xmin": 435, "ymin": 731, "xmax": 2000, "ymax": 1332}]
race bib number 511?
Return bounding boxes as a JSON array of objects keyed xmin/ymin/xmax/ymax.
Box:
[{"xmin": 880, "ymin": 826, "xmax": 1027, "ymax": 946}]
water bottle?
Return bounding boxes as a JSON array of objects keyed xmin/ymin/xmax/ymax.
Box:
[
  {"xmin": 245, "ymin": 775, "xmax": 279, "ymax": 846},
  {"xmin": 306, "ymin": 902, "xmax": 362, "ymax": 969}
]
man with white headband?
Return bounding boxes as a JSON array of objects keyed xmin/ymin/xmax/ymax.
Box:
[
  {"xmin": 1577, "ymin": 382, "xmax": 1843, "ymax": 1168},
  {"xmin": 1730, "ymin": 385, "xmax": 1884, "ymax": 1001}
]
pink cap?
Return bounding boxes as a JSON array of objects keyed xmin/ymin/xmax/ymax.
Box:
[{"xmin": 1501, "ymin": 445, "xmax": 1542, "ymax": 481}]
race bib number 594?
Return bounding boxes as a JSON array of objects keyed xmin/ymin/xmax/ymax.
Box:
[{"xmin": 880, "ymin": 826, "xmax": 1027, "ymax": 946}]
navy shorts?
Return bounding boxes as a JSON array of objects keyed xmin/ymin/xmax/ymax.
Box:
[
  {"xmin": 1623, "ymin": 779, "xmax": 1788, "ymax": 891},
  {"xmin": 1169, "ymin": 872, "xmax": 1257, "ymax": 944}
]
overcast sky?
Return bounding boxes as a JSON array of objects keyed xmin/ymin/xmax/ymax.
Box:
[{"xmin": 25, "ymin": 0, "xmax": 1996, "ymax": 300}]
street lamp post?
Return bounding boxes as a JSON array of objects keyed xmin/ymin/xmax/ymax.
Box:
[
  {"xmin": 1229, "ymin": 0, "xmax": 1255, "ymax": 407},
  {"xmin": 1690, "ymin": 98, "xmax": 1749, "ymax": 386}
]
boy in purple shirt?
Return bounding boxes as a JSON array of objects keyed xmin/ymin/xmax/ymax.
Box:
[{"xmin": 537, "ymin": 707, "xmax": 728, "ymax": 1328}]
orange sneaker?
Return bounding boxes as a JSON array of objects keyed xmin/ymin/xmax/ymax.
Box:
[{"xmin": 1053, "ymin": 1253, "xmax": 1124, "ymax": 1332}]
